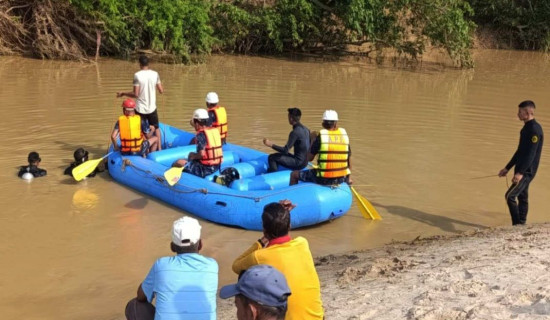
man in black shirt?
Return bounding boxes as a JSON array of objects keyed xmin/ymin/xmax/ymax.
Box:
[
  {"xmin": 498, "ymin": 100, "xmax": 544, "ymax": 225},
  {"xmin": 263, "ymin": 108, "xmax": 310, "ymax": 173}
]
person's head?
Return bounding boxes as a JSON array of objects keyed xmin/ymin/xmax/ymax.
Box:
[
  {"xmin": 122, "ymin": 99, "xmax": 136, "ymax": 116},
  {"xmin": 517, "ymin": 100, "xmax": 536, "ymax": 122},
  {"xmin": 322, "ymin": 109, "xmax": 338, "ymax": 130},
  {"xmin": 220, "ymin": 265, "xmax": 291, "ymax": 320},
  {"xmin": 27, "ymin": 151, "xmax": 41, "ymax": 166},
  {"xmin": 262, "ymin": 203, "xmax": 290, "ymax": 240},
  {"xmin": 73, "ymin": 148, "xmax": 89, "ymax": 164},
  {"xmin": 192, "ymin": 108, "xmax": 210, "ymax": 130},
  {"xmin": 287, "ymin": 108, "xmax": 301, "ymax": 125},
  {"xmin": 170, "ymin": 216, "xmax": 203, "ymax": 254},
  {"xmin": 138, "ymin": 55, "xmax": 149, "ymax": 68},
  {"xmin": 205, "ymin": 92, "xmax": 219, "ymax": 108}
]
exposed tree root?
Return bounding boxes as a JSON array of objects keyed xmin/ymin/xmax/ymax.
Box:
[{"xmin": 1, "ymin": 0, "xmax": 97, "ymax": 61}]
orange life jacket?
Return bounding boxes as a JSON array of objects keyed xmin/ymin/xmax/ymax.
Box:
[
  {"xmin": 118, "ymin": 115, "xmax": 144, "ymax": 153},
  {"xmin": 316, "ymin": 128, "xmax": 350, "ymax": 178},
  {"xmin": 210, "ymin": 105, "xmax": 228, "ymax": 140},
  {"xmin": 198, "ymin": 127, "xmax": 223, "ymax": 166}
]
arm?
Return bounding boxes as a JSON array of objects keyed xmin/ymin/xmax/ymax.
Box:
[
  {"xmin": 232, "ymin": 241, "xmax": 262, "ymax": 274},
  {"xmin": 515, "ymin": 132, "xmax": 541, "ymax": 174},
  {"xmin": 272, "ymin": 130, "xmax": 298, "ymax": 154},
  {"xmin": 156, "ymin": 82, "xmax": 164, "ymax": 94},
  {"xmin": 111, "ymin": 128, "xmax": 120, "ymax": 151},
  {"xmin": 137, "ymin": 284, "xmax": 147, "ymax": 302}
]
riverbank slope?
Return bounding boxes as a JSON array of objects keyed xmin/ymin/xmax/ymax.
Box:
[{"xmin": 218, "ymin": 223, "xmax": 550, "ymax": 319}]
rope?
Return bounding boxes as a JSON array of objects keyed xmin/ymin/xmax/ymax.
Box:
[{"xmin": 124, "ymin": 160, "xmax": 345, "ymax": 202}]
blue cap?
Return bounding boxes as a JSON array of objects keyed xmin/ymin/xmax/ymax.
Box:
[{"xmin": 219, "ymin": 265, "xmax": 291, "ymax": 307}]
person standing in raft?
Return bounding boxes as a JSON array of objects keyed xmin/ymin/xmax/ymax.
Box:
[
  {"xmin": 174, "ymin": 109, "xmax": 223, "ymax": 178},
  {"xmin": 117, "ymin": 55, "xmax": 164, "ymax": 151},
  {"xmin": 290, "ymin": 109, "xmax": 352, "ymax": 186},
  {"xmin": 125, "ymin": 216, "xmax": 219, "ymax": 320},
  {"xmin": 263, "ymin": 108, "xmax": 310, "ymax": 173},
  {"xmin": 498, "ymin": 100, "xmax": 544, "ymax": 225},
  {"xmin": 205, "ymin": 92, "xmax": 228, "ymax": 144},
  {"xmin": 111, "ymin": 99, "xmax": 158, "ymax": 156},
  {"xmin": 18, "ymin": 151, "xmax": 47, "ymax": 179},
  {"xmin": 64, "ymin": 148, "xmax": 104, "ymax": 179}
]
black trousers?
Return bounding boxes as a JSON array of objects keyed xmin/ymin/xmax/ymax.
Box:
[
  {"xmin": 268, "ymin": 153, "xmax": 306, "ymax": 173},
  {"xmin": 505, "ymin": 175, "xmax": 532, "ymax": 225},
  {"xmin": 125, "ymin": 298, "xmax": 155, "ymax": 320}
]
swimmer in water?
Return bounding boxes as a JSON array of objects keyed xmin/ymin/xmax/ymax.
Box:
[{"xmin": 18, "ymin": 151, "xmax": 47, "ymax": 180}]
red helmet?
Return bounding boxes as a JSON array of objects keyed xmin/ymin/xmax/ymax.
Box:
[{"xmin": 122, "ymin": 99, "xmax": 136, "ymax": 109}]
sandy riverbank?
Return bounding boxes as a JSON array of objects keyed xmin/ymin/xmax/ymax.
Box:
[{"xmin": 218, "ymin": 223, "xmax": 550, "ymax": 319}]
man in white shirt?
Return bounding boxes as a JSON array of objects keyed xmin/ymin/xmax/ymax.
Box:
[{"xmin": 117, "ymin": 55, "xmax": 164, "ymax": 151}]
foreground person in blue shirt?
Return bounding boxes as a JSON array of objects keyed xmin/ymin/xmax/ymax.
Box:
[{"xmin": 125, "ymin": 216, "xmax": 219, "ymax": 320}]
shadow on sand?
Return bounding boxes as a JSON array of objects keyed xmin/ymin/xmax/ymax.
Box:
[{"xmin": 372, "ymin": 201, "xmax": 486, "ymax": 233}]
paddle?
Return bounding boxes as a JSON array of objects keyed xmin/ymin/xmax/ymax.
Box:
[
  {"xmin": 164, "ymin": 166, "xmax": 184, "ymax": 186},
  {"xmin": 72, "ymin": 152, "xmax": 113, "ymax": 181},
  {"xmin": 350, "ymin": 186, "xmax": 382, "ymax": 220}
]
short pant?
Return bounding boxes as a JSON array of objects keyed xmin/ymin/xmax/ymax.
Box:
[
  {"xmin": 184, "ymin": 160, "xmax": 219, "ymax": 178},
  {"xmin": 136, "ymin": 109, "xmax": 159, "ymax": 129},
  {"xmin": 298, "ymin": 169, "xmax": 347, "ymax": 185}
]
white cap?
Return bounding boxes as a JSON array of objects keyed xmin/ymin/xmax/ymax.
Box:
[
  {"xmin": 193, "ymin": 108, "xmax": 209, "ymax": 120},
  {"xmin": 322, "ymin": 110, "xmax": 339, "ymax": 121},
  {"xmin": 172, "ymin": 216, "xmax": 202, "ymax": 247},
  {"xmin": 205, "ymin": 92, "xmax": 219, "ymax": 104}
]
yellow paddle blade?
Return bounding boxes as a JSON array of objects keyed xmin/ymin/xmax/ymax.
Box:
[
  {"xmin": 72, "ymin": 158, "xmax": 104, "ymax": 182},
  {"xmin": 351, "ymin": 186, "xmax": 382, "ymax": 220},
  {"xmin": 164, "ymin": 167, "xmax": 184, "ymax": 186},
  {"xmin": 72, "ymin": 152, "xmax": 112, "ymax": 182}
]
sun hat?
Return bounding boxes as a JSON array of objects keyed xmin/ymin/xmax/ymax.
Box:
[
  {"xmin": 205, "ymin": 92, "xmax": 219, "ymax": 104},
  {"xmin": 322, "ymin": 110, "xmax": 338, "ymax": 121},
  {"xmin": 122, "ymin": 99, "xmax": 136, "ymax": 109},
  {"xmin": 193, "ymin": 108, "xmax": 209, "ymax": 120},
  {"xmin": 219, "ymin": 264, "xmax": 291, "ymax": 307},
  {"xmin": 172, "ymin": 216, "xmax": 202, "ymax": 247}
]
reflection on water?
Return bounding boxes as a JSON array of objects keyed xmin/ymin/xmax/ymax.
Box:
[{"xmin": 0, "ymin": 50, "xmax": 549, "ymax": 319}]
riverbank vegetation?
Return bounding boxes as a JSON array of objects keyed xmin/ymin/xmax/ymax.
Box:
[{"xmin": 0, "ymin": 1, "xmax": 547, "ymax": 67}]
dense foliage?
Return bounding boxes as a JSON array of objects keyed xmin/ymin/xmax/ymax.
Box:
[
  {"xmin": 468, "ymin": 0, "xmax": 550, "ymax": 51},
  {"xmin": 10, "ymin": 0, "xmax": 547, "ymax": 68}
]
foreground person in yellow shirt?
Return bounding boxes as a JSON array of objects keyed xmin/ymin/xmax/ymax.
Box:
[{"xmin": 232, "ymin": 200, "xmax": 324, "ymax": 319}]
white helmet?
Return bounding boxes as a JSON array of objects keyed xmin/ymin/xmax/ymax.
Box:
[
  {"xmin": 193, "ymin": 108, "xmax": 209, "ymax": 120},
  {"xmin": 322, "ymin": 110, "xmax": 339, "ymax": 121},
  {"xmin": 205, "ymin": 92, "xmax": 219, "ymax": 104}
]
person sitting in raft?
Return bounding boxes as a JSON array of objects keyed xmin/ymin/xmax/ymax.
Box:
[
  {"xmin": 263, "ymin": 107, "xmax": 310, "ymax": 173},
  {"xmin": 173, "ymin": 109, "xmax": 223, "ymax": 178},
  {"xmin": 111, "ymin": 99, "xmax": 158, "ymax": 157},
  {"xmin": 205, "ymin": 92, "xmax": 228, "ymax": 144},
  {"xmin": 64, "ymin": 148, "xmax": 104, "ymax": 178},
  {"xmin": 290, "ymin": 109, "xmax": 352, "ymax": 186},
  {"xmin": 18, "ymin": 151, "xmax": 47, "ymax": 179}
]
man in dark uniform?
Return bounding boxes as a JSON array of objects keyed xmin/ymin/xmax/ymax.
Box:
[
  {"xmin": 498, "ymin": 100, "xmax": 544, "ymax": 225},
  {"xmin": 263, "ymin": 108, "xmax": 310, "ymax": 173}
]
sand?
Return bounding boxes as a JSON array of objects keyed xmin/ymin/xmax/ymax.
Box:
[{"xmin": 217, "ymin": 223, "xmax": 550, "ymax": 319}]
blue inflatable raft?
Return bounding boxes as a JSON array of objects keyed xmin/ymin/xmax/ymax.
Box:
[{"xmin": 107, "ymin": 124, "xmax": 352, "ymax": 230}]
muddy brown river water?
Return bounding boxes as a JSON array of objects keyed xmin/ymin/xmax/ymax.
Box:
[{"xmin": 0, "ymin": 50, "xmax": 549, "ymax": 319}]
